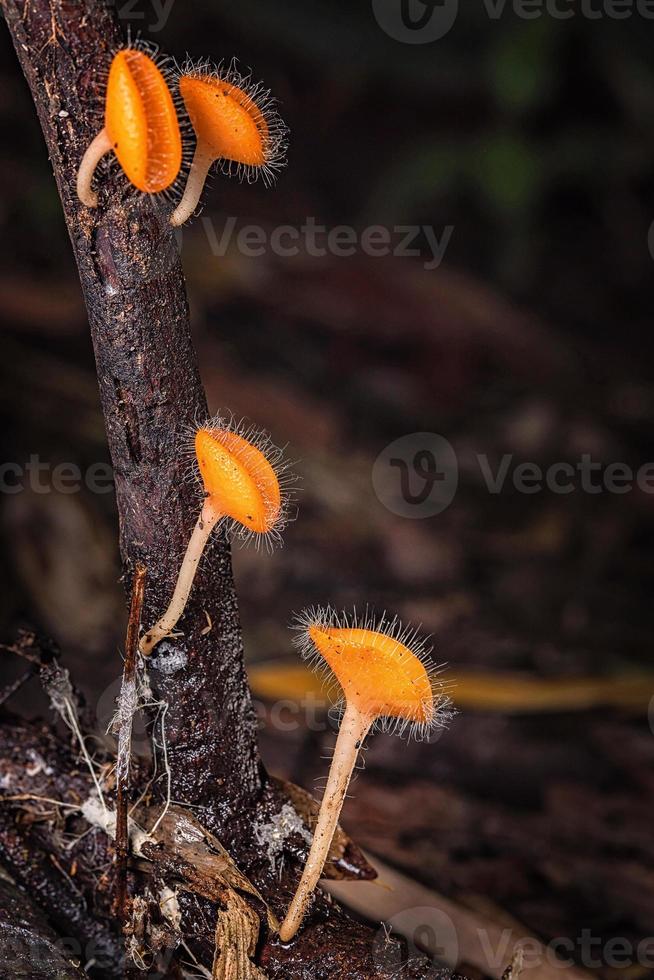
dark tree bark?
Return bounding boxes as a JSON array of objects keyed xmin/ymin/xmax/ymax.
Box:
[
  {"xmin": 0, "ymin": 2, "xmax": 455, "ymax": 976},
  {"xmin": 0, "ymin": 0, "xmax": 259, "ymax": 814}
]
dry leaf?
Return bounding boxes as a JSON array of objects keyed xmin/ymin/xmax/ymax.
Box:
[
  {"xmin": 212, "ymin": 889, "xmax": 268, "ymax": 980},
  {"xmin": 326, "ymin": 852, "xmax": 590, "ymax": 980},
  {"xmin": 132, "ymin": 806, "xmax": 274, "ymax": 976},
  {"xmin": 273, "ymin": 776, "xmax": 377, "ymax": 881},
  {"xmin": 503, "ymin": 947, "xmax": 525, "ymax": 980},
  {"xmin": 137, "ymin": 805, "xmax": 278, "ymax": 932}
]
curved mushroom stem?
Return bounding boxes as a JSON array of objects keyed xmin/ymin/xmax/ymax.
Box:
[
  {"xmin": 170, "ymin": 144, "xmax": 214, "ymax": 227},
  {"xmin": 139, "ymin": 497, "xmax": 222, "ymax": 655},
  {"xmin": 279, "ymin": 702, "xmax": 372, "ymax": 942},
  {"xmin": 76, "ymin": 128, "xmax": 112, "ymax": 208}
]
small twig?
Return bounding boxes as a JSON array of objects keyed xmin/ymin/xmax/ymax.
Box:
[
  {"xmin": 3, "ymin": 793, "xmax": 81, "ymax": 809},
  {"xmin": 115, "ymin": 562, "xmax": 147, "ymax": 928},
  {"xmin": 0, "ymin": 666, "xmax": 37, "ymax": 707},
  {"xmin": 147, "ymin": 701, "xmax": 171, "ymax": 837},
  {"xmin": 0, "ymin": 629, "xmax": 57, "ymax": 667},
  {"xmin": 0, "ymin": 642, "xmax": 42, "ymax": 667},
  {"xmin": 41, "ymin": 659, "xmax": 108, "ymax": 814}
]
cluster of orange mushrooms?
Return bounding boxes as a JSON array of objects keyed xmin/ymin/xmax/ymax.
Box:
[
  {"xmin": 79, "ymin": 45, "xmax": 451, "ymax": 944},
  {"xmin": 76, "ymin": 44, "xmax": 287, "ymax": 224}
]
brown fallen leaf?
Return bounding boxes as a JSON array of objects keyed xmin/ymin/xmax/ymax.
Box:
[
  {"xmin": 273, "ymin": 776, "xmax": 377, "ymax": 881},
  {"xmin": 326, "ymin": 852, "xmax": 591, "ymax": 980},
  {"xmin": 136, "ymin": 808, "xmax": 273, "ymax": 976},
  {"xmin": 137, "ymin": 805, "xmax": 278, "ymax": 932},
  {"xmin": 82, "ymin": 801, "xmax": 274, "ymax": 975},
  {"xmin": 212, "ymin": 890, "xmax": 268, "ymax": 980},
  {"xmin": 503, "ymin": 947, "xmax": 525, "ymax": 980}
]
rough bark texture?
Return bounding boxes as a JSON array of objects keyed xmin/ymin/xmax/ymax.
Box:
[
  {"xmin": 0, "ymin": 0, "xmax": 260, "ymax": 815},
  {"xmin": 0, "ymin": 2, "xmax": 457, "ymax": 976}
]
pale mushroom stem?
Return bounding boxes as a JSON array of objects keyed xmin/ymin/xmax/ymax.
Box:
[
  {"xmin": 279, "ymin": 702, "xmax": 372, "ymax": 942},
  {"xmin": 170, "ymin": 145, "xmax": 214, "ymax": 227},
  {"xmin": 76, "ymin": 129, "xmax": 113, "ymax": 208},
  {"xmin": 139, "ymin": 498, "xmax": 222, "ymax": 655}
]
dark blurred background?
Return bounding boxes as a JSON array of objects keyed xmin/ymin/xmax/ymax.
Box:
[{"xmin": 1, "ymin": 0, "xmax": 654, "ymax": 975}]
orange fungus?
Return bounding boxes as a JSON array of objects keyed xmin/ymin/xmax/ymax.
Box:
[
  {"xmin": 105, "ymin": 49, "xmax": 182, "ymax": 193},
  {"xmin": 139, "ymin": 418, "xmax": 291, "ymax": 656},
  {"xmin": 279, "ymin": 610, "xmax": 449, "ymax": 941},
  {"xmin": 170, "ymin": 64, "xmax": 287, "ymax": 226},
  {"xmin": 195, "ymin": 427, "xmax": 281, "ymax": 534},
  {"xmin": 308, "ymin": 625, "xmax": 435, "ymax": 726},
  {"xmin": 180, "ymin": 75, "xmax": 268, "ymax": 167},
  {"xmin": 76, "ymin": 47, "xmax": 182, "ymax": 208}
]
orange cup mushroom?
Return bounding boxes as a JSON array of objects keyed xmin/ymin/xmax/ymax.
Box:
[
  {"xmin": 139, "ymin": 418, "xmax": 293, "ymax": 656},
  {"xmin": 77, "ymin": 46, "xmax": 182, "ymax": 208},
  {"xmin": 170, "ymin": 62, "xmax": 288, "ymax": 226},
  {"xmin": 279, "ymin": 609, "xmax": 452, "ymax": 942}
]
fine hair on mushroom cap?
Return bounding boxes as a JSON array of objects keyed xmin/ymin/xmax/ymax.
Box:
[
  {"xmin": 170, "ymin": 57, "xmax": 289, "ymax": 226},
  {"xmin": 180, "ymin": 412, "xmax": 298, "ymax": 552},
  {"xmin": 139, "ymin": 413, "xmax": 297, "ymax": 656},
  {"xmin": 76, "ymin": 36, "xmax": 188, "ymax": 208},
  {"xmin": 292, "ymin": 605, "xmax": 453, "ymax": 742},
  {"xmin": 279, "ymin": 606, "xmax": 453, "ymax": 942}
]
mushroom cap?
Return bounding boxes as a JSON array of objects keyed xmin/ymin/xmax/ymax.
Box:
[
  {"xmin": 308, "ymin": 625, "xmax": 435, "ymax": 726},
  {"xmin": 179, "ymin": 74, "xmax": 268, "ymax": 167},
  {"xmin": 105, "ymin": 49, "xmax": 182, "ymax": 194},
  {"xmin": 195, "ymin": 427, "xmax": 281, "ymax": 534}
]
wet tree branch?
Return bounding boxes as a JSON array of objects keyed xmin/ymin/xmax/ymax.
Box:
[{"xmin": 0, "ymin": 0, "xmax": 260, "ymax": 813}]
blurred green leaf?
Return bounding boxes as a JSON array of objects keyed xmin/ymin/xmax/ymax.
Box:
[
  {"xmin": 488, "ymin": 19, "xmax": 560, "ymax": 113},
  {"xmin": 474, "ymin": 133, "xmax": 543, "ymax": 216}
]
